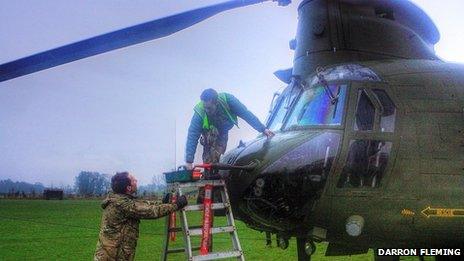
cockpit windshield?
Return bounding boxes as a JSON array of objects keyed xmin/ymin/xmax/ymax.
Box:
[
  {"xmin": 267, "ymin": 84, "xmax": 300, "ymax": 131},
  {"xmin": 285, "ymin": 84, "xmax": 347, "ymax": 129},
  {"xmin": 267, "ymin": 64, "xmax": 380, "ymax": 131}
]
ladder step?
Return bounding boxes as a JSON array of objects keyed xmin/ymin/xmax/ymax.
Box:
[
  {"xmin": 188, "ymin": 226, "xmax": 235, "ymax": 236},
  {"xmin": 169, "ymin": 225, "xmax": 202, "ymax": 233},
  {"xmin": 166, "ymin": 248, "xmax": 185, "ymax": 254},
  {"xmin": 176, "ymin": 180, "xmax": 225, "ymax": 189},
  {"xmin": 167, "ymin": 246, "xmax": 201, "ymax": 254},
  {"xmin": 192, "ymin": 251, "xmax": 242, "ymax": 261},
  {"xmin": 184, "ymin": 203, "xmax": 228, "ymax": 211}
]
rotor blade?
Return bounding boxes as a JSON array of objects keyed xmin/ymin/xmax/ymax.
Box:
[{"xmin": 0, "ymin": 0, "xmax": 278, "ymax": 83}]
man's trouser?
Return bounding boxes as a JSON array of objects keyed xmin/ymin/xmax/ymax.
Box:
[{"xmin": 200, "ymin": 127, "xmax": 227, "ymax": 164}]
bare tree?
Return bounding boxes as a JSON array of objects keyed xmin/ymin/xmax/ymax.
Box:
[
  {"xmin": 74, "ymin": 171, "xmax": 110, "ymax": 196},
  {"xmin": 152, "ymin": 174, "xmax": 167, "ymax": 191}
]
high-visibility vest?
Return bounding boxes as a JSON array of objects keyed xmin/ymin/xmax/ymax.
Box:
[{"xmin": 194, "ymin": 93, "xmax": 238, "ymax": 130}]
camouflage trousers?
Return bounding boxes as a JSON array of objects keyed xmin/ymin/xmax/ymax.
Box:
[
  {"xmin": 200, "ymin": 127, "xmax": 228, "ymax": 164},
  {"xmin": 94, "ymin": 240, "xmax": 135, "ymax": 261}
]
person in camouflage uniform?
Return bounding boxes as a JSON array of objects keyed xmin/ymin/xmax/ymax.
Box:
[{"xmin": 94, "ymin": 172, "xmax": 187, "ymax": 261}]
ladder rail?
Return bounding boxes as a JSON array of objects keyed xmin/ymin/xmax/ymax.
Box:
[
  {"xmin": 161, "ymin": 210, "xmax": 171, "ymax": 261},
  {"xmin": 178, "ymin": 186, "xmax": 194, "ymax": 260},
  {"xmin": 220, "ymin": 184, "xmax": 245, "ymax": 260},
  {"xmin": 161, "ymin": 185, "xmax": 179, "ymax": 261}
]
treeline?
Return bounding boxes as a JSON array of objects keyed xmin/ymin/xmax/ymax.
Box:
[
  {"xmin": 0, "ymin": 179, "xmax": 45, "ymax": 195},
  {"xmin": 1, "ymin": 171, "xmax": 167, "ymax": 199}
]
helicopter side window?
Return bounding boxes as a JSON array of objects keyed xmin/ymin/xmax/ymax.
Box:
[
  {"xmin": 285, "ymin": 84, "xmax": 347, "ymax": 129},
  {"xmin": 267, "ymin": 86, "xmax": 300, "ymax": 131},
  {"xmin": 354, "ymin": 89, "xmax": 396, "ymax": 132},
  {"xmin": 373, "ymin": 89, "xmax": 396, "ymax": 132},
  {"xmin": 354, "ymin": 90, "xmax": 375, "ymax": 131},
  {"xmin": 337, "ymin": 140, "xmax": 392, "ymax": 188}
]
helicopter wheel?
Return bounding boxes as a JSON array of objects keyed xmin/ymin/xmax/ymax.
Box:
[
  {"xmin": 277, "ymin": 236, "xmax": 289, "ymax": 250},
  {"xmin": 297, "ymin": 237, "xmax": 314, "ymax": 261}
]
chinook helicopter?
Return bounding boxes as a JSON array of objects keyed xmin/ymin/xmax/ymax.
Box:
[
  {"xmin": 1, "ymin": 0, "xmax": 463, "ymax": 260},
  {"xmin": 221, "ymin": 0, "xmax": 464, "ymax": 260}
]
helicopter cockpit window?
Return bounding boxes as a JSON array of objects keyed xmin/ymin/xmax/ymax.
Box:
[
  {"xmin": 354, "ymin": 89, "xmax": 396, "ymax": 132},
  {"xmin": 354, "ymin": 90, "xmax": 375, "ymax": 131},
  {"xmin": 337, "ymin": 140, "xmax": 392, "ymax": 188},
  {"xmin": 267, "ymin": 85, "xmax": 300, "ymax": 131},
  {"xmin": 310, "ymin": 64, "xmax": 381, "ymax": 86},
  {"xmin": 373, "ymin": 89, "xmax": 396, "ymax": 132},
  {"xmin": 285, "ymin": 84, "xmax": 347, "ymax": 128}
]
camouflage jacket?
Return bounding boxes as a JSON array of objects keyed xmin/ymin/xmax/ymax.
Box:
[{"xmin": 94, "ymin": 193, "xmax": 177, "ymax": 261}]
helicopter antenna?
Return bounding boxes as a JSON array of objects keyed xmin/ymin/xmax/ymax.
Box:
[{"xmin": 174, "ymin": 119, "xmax": 177, "ymax": 170}]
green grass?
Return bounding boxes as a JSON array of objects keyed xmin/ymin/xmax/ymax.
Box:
[{"xmin": 0, "ymin": 199, "xmax": 428, "ymax": 260}]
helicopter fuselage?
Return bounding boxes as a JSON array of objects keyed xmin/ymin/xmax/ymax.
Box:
[
  {"xmin": 218, "ymin": 0, "xmax": 464, "ymax": 255},
  {"xmin": 221, "ymin": 59, "xmax": 464, "ymax": 253}
]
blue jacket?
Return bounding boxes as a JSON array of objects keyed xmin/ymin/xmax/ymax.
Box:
[{"xmin": 185, "ymin": 93, "xmax": 266, "ymax": 163}]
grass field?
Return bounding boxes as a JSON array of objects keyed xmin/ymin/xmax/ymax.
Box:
[{"xmin": 0, "ymin": 199, "xmax": 427, "ymax": 260}]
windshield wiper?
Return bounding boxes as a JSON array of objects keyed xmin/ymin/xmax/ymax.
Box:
[
  {"xmin": 332, "ymin": 86, "xmax": 341, "ymax": 119},
  {"xmin": 316, "ymin": 67, "xmax": 338, "ymax": 104}
]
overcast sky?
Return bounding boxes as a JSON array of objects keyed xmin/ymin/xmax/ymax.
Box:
[{"xmin": 0, "ymin": 0, "xmax": 463, "ymax": 186}]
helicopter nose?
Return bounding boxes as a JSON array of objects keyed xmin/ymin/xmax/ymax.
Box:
[{"xmin": 223, "ymin": 131, "xmax": 342, "ymax": 231}]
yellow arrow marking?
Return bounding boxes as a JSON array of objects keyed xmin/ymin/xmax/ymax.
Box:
[
  {"xmin": 421, "ymin": 206, "xmax": 464, "ymax": 218},
  {"xmin": 401, "ymin": 209, "xmax": 415, "ymax": 217}
]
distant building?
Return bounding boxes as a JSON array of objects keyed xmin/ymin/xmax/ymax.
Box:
[{"xmin": 43, "ymin": 189, "xmax": 64, "ymax": 200}]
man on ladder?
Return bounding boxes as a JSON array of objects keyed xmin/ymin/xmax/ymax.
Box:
[
  {"xmin": 183, "ymin": 88, "xmax": 275, "ymax": 250},
  {"xmin": 184, "ymin": 88, "xmax": 274, "ymax": 170}
]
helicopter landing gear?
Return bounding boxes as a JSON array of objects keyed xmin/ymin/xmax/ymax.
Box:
[
  {"xmin": 265, "ymin": 232, "xmax": 272, "ymax": 247},
  {"xmin": 297, "ymin": 238, "xmax": 315, "ymax": 261},
  {"xmin": 277, "ymin": 234, "xmax": 289, "ymax": 249}
]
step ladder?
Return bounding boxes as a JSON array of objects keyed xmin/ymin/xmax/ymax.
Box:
[{"xmin": 161, "ymin": 179, "xmax": 245, "ymax": 261}]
